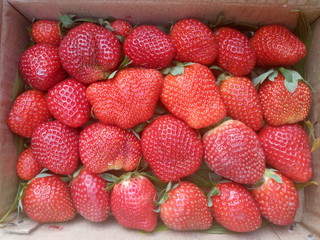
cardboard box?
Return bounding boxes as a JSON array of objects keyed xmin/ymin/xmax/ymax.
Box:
[{"xmin": 0, "ymin": 0, "xmax": 319, "ymax": 239}]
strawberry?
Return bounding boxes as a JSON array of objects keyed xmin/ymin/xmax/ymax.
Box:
[
  {"xmin": 210, "ymin": 181, "xmax": 262, "ymax": 232},
  {"xmin": 110, "ymin": 19, "xmax": 132, "ymax": 37},
  {"xmin": 70, "ymin": 169, "xmax": 111, "ymax": 222},
  {"xmin": 169, "ymin": 18, "xmax": 218, "ymax": 65},
  {"xmin": 257, "ymin": 70, "xmax": 311, "ymax": 126},
  {"xmin": 160, "ymin": 63, "xmax": 227, "ymax": 129},
  {"xmin": 30, "ymin": 19, "xmax": 61, "ymax": 46},
  {"xmin": 16, "ymin": 148, "xmax": 43, "ymax": 181},
  {"xmin": 123, "ymin": 25, "xmax": 175, "ymax": 69},
  {"xmin": 219, "ymin": 76, "xmax": 263, "ymax": 131},
  {"xmin": 19, "ymin": 43, "xmax": 67, "ymax": 91},
  {"xmin": 251, "ymin": 169, "xmax": 299, "ymax": 225},
  {"xmin": 214, "ymin": 27, "xmax": 256, "ymax": 76},
  {"xmin": 202, "ymin": 120, "xmax": 265, "ymax": 184},
  {"xmin": 31, "ymin": 120, "xmax": 80, "ymax": 175},
  {"xmin": 160, "ymin": 181, "xmax": 212, "ymax": 231},
  {"xmin": 79, "ymin": 122, "xmax": 141, "ymax": 173},
  {"xmin": 110, "ymin": 173, "xmax": 157, "ymax": 232},
  {"xmin": 7, "ymin": 89, "xmax": 52, "ymax": 138},
  {"xmin": 86, "ymin": 68, "xmax": 163, "ymax": 129},
  {"xmin": 258, "ymin": 124, "xmax": 312, "ymax": 182},
  {"xmin": 59, "ymin": 22, "xmax": 121, "ymax": 84},
  {"xmin": 141, "ymin": 114, "xmax": 203, "ymax": 182},
  {"xmin": 251, "ymin": 24, "xmax": 306, "ymax": 67},
  {"xmin": 22, "ymin": 175, "xmax": 76, "ymax": 223},
  {"xmin": 47, "ymin": 78, "xmax": 91, "ymax": 128}
]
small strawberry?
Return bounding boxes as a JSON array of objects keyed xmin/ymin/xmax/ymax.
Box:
[
  {"xmin": 214, "ymin": 27, "xmax": 256, "ymax": 76},
  {"xmin": 86, "ymin": 68, "xmax": 163, "ymax": 129},
  {"xmin": 31, "ymin": 120, "xmax": 80, "ymax": 175},
  {"xmin": 79, "ymin": 122, "xmax": 141, "ymax": 174},
  {"xmin": 70, "ymin": 169, "xmax": 111, "ymax": 222},
  {"xmin": 219, "ymin": 76, "xmax": 263, "ymax": 131},
  {"xmin": 47, "ymin": 78, "xmax": 91, "ymax": 128},
  {"xmin": 59, "ymin": 23, "xmax": 121, "ymax": 84},
  {"xmin": 141, "ymin": 114, "xmax": 203, "ymax": 183},
  {"xmin": 161, "ymin": 63, "xmax": 227, "ymax": 129},
  {"xmin": 258, "ymin": 124, "xmax": 312, "ymax": 182},
  {"xmin": 202, "ymin": 120, "xmax": 265, "ymax": 184},
  {"xmin": 7, "ymin": 89, "xmax": 52, "ymax": 138},
  {"xmin": 22, "ymin": 175, "xmax": 76, "ymax": 223},
  {"xmin": 251, "ymin": 169, "xmax": 299, "ymax": 225},
  {"xmin": 160, "ymin": 181, "xmax": 212, "ymax": 231},
  {"xmin": 209, "ymin": 181, "xmax": 262, "ymax": 232},
  {"xmin": 30, "ymin": 19, "xmax": 61, "ymax": 46},
  {"xmin": 16, "ymin": 148, "xmax": 43, "ymax": 181},
  {"xmin": 110, "ymin": 173, "xmax": 157, "ymax": 232},
  {"xmin": 123, "ymin": 25, "xmax": 175, "ymax": 69},
  {"xmin": 251, "ymin": 24, "xmax": 306, "ymax": 67},
  {"xmin": 169, "ymin": 18, "xmax": 218, "ymax": 65},
  {"xmin": 110, "ymin": 19, "xmax": 132, "ymax": 37},
  {"xmin": 19, "ymin": 44, "xmax": 67, "ymax": 91}
]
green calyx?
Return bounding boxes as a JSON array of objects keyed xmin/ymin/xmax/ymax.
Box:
[
  {"xmin": 161, "ymin": 61, "xmax": 194, "ymax": 76},
  {"xmin": 153, "ymin": 181, "xmax": 180, "ymax": 213}
]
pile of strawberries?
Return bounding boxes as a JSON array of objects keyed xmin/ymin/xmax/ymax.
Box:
[{"xmin": 4, "ymin": 14, "xmax": 315, "ymax": 233}]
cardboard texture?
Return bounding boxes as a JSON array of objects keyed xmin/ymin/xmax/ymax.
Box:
[{"xmin": 0, "ymin": 0, "xmax": 320, "ymax": 239}]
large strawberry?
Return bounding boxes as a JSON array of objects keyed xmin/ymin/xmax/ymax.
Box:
[
  {"xmin": 7, "ymin": 89, "xmax": 52, "ymax": 138},
  {"xmin": 22, "ymin": 175, "xmax": 76, "ymax": 223},
  {"xmin": 70, "ymin": 169, "xmax": 111, "ymax": 222},
  {"xmin": 169, "ymin": 18, "xmax": 218, "ymax": 65},
  {"xmin": 160, "ymin": 63, "xmax": 227, "ymax": 129},
  {"xmin": 123, "ymin": 25, "xmax": 175, "ymax": 69},
  {"xmin": 110, "ymin": 173, "xmax": 157, "ymax": 232},
  {"xmin": 19, "ymin": 44, "xmax": 67, "ymax": 91},
  {"xmin": 16, "ymin": 148, "xmax": 43, "ymax": 181},
  {"xmin": 214, "ymin": 27, "xmax": 256, "ymax": 76},
  {"xmin": 160, "ymin": 181, "xmax": 212, "ymax": 231},
  {"xmin": 86, "ymin": 68, "xmax": 163, "ymax": 129},
  {"xmin": 209, "ymin": 181, "xmax": 262, "ymax": 232},
  {"xmin": 47, "ymin": 78, "xmax": 91, "ymax": 128},
  {"xmin": 59, "ymin": 22, "xmax": 121, "ymax": 84},
  {"xmin": 202, "ymin": 120, "xmax": 265, "ymax": 184},
  {"xmin": 219, "ymin": 76, "xmax": 263, "ymax": 131},
  {"xmin": 251, "ymin": 24, "xmax": 306, "ymax": 67},
  {"xmin": 141, "ymin": 114, "xmax": 203, "ymax": 183},
  {"xmin": 30, "ymin": 19, "xmax": 61, "ymax": 46},
  {"xmin": 258, "ymin": 124, "xmax": 312, "ymax": 182},
  {"xmin": 79, "ymin": 122, "xmax": 141, "ymax": 173},
  {"xmin": 251, "ymin": 169, "xmax": 299, "ymax": 225},
  {"xmin": 31, "ymin": 120, "xmax": 80, "ymax": 175}
]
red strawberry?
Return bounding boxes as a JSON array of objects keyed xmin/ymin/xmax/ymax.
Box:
[
  {"xmin": 70, "ymin": 169, "xmax": 111, "ymax": 222},
  {"xmin": 214, "ymin": 27, "xmax": 256, "ymax": 76},
  {"xmin": 210, "ymin": 181, "xmax": 262, "ymax": 232},
  {"xmin": 7, "ymin": 89, "xmax": 52, "ymax": 138},
  {"xmin": 258, "ymin": 124, "xmax": 312, "ymax": 182},
  {"xmin": 202, "ymin": 120, "xmax": 265, "ymax": 184},
  {"xmin": 169, "ymin": 18, "xmax": 218, "ymax": 65},
  {"xmin": 79, "ymin": 122, "xmax": 141, "ymax": 173},
  {"xmin": 251, "ymin": 169, "xmax": 299, "ymax": 225},
  {"xmin": 86, "ymin": 68, "xmax": 163, "ymax": 129},
  {"xmin": 141, "ymin": 114, "xmax": 203, "ymax": 182},
  {"xmin": 219, "ymin": 76, "xmax": 263, "ymax": 131},
  {"xmin": 31, "ymin": 120, "xmax": 80, "ymax": 175},
  {"xmin": 47, "ymin": 78, "xmax": 91, "ymax": 128},
  {"xmin": 30, "ymin": 19, "xmax": 61, "ymax": 46},
  {"xmin": 110, "ymin": 174, "xmax": 157, "ymax": 232},
  {"xmin": 110, "ymin": 19, "xmax": 132, "ymax": 37},
  {"xmin": 251, "ymin": 24, "xmax": 306, "ymax": 67},
  {"xmin": 257, "ymin": 71, "xmax": 311, "ymax": 126},
  {"xmin": 160, "ymin": 181, "xmax": 212, "ymax": 231},
  {"xmin": 161, "ymin": 63, "xmax": 227, "ymax": 129},
  {"xmin": 123, "ymin": 25, "xmax": 175, "ymax": 69},
  {"xmin": 22, "ymin": 175, "xmax": 76, "ymax": 223},
  {"xmin": 19, "ymin": 44, "xmax": 67, "ymax": 91},
  {"xmin": 59, "ymin": 23, "xmax": 121, "ymax": 84},
  {"xmin": 16, "ymin": 148, "xmax": 43, "ymax": 181}
]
